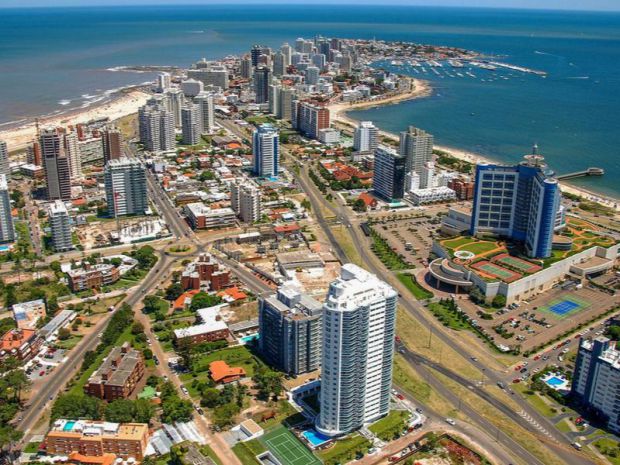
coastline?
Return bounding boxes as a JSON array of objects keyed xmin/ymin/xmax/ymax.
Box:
[
  {"xmin": 330, "ymin": 79, "xmax": 620, "ymax": 210},
  {"xmin": 0, "ymin": 87, "xmax": 151, "ymax": 153}
]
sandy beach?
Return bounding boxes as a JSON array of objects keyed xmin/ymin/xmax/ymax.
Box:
[
  {"xmin": 0, "ymin": 89, "xmax": 151, "ymax": 153},
  {"xmin": 330, "ymin": 79, "xmax": 620, "ymax": 210}
]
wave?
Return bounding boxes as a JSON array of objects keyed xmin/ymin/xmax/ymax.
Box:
[
  {"xmin": 534, "ymin": 50, "xmax": 563, "ymax": 58},
  {"xmin": 188, "ymin": 30, "xmax": 205, "ymax": 34},
  {"xmin": 566, "ymin": 76, "xmax": 589, "ymax": 80},
  {"xmin": 58, "ymin": 99, "xmax": 71, "ymax": 106}
]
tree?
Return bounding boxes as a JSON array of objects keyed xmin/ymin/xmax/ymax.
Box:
[
  {"xmin": 200, "ymin": 388, "xmax": 221, "ymax": 408},
  {"xmin": 57, "ymin": 327, "xmax": 71, "ymax": 341},
  {"xmin": 143, "ymin": 295, "xmax": 166, "ymax": 314},
  {"xmin": 212, "ymin": 403, "xmax": 240, "ymax": 429},
  {"xmin": 492, "ymin": 294, "xmax": 506, "ymax": 308},
  {"xmin": 132, "ymin": 246, "xmax": 157, "ymax": 269},
  {"xmin": 146, "ymin": 375, "xmax": 160, "ymax": 388},
  {"xmin": 81, "ymin": 350, "xmax": 97, "ymax": 372},
  {"xmin": 51, "ymin": 394, "xmax": 103, "ymax": 422},
  {"xmin": 142, "ymin": 348, "xmax": 153, "ymax": 360},
  {"xmin": 353, "ymin": 198, "xmax": 367, "ymax": 212},
  {"xmin": 161, "ymin": 397, "xmax": 193, "ymax": 424},
  {"xmin": 606, "ymin": 325, "xmax": 620, "ymax": 340},
  {"xmin": 300, "ymin": 199, "xmax": 311, "ymax": 211},
  {"xmin": 131, "ymin": 321, "xmax": 145, "ymax": 335},
  {"xmin": 253, "ymin": 367, "xmax": 283, "ymax": 401},
  {"xmin": 190, "ymin": 292, "xmax": 222, "ymax": 312},
  {"xmin": 469, "ymin": 286, "xmax": 486, "ymax": 305},
  {"xmin": 105, "ymin": 399, "xmax": 135, "ymax": 423},
  {"xmin": 165, "ymin": 283, "xmax": 184, "ymax": 301}
]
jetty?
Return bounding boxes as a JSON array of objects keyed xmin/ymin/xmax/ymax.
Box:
[{"xmin": 557, "ymin": 167, "xmax": 605, "ymax": 181}]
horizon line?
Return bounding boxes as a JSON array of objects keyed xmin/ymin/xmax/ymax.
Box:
[{"xmin": 1, "ymin": 2, "xmax": 619, "ymax": 13}]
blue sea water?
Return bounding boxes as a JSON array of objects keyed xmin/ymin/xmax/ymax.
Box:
[{"xmin": 1, "ymin": 5, "xmax": 619, "ymax": 196}]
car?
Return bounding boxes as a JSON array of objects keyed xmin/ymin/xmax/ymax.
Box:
[
  {"xmin": 399, "ymin": 349, "xmax": 405, "ymax": 354},
  {"xmin": 519, "ymin": 368, "xmax": 528, "ymax": 374},
  {"xmin": 497, "ymin": 381, "xmax": 506, "ymax": 389},
  {"xmin": 195, "ymin": 406, "xmax": 204, "ymax": 415},
  {"xmin": 153, "ymin": 356, "xmax": 160, "ymax": 365},
  {"xmin": 416, "ymin": 407, "xmax": 423, "ymax": 414},
  {"xmin": 396, "ymin": 393, "xmax": 404, "ymax": 400},
  {"xmin": 533, "ymin": 355, "xmax": 541, "ymax": 361},
  {"xmin": 445, "ymin": 418, "xmax": 456, "ymax": 426},
  {"xmin": 39, "ymin": 370, "xmax": 45, "ymax": 376},
  {"xmin": 513, "ymin": 378, "xmax": 521, "ymax": 383},
  {"xmin": 181, "ymin": 385, "xmax": 189, "ymax": 395},
  {"xmin": 470, "ymin": 356, "xmax": 478, "ymax": 362}
]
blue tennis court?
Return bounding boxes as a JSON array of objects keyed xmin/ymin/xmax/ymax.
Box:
[{"xmin": 549, "ymin": 300, "xmax": 580, "ymax": 315}]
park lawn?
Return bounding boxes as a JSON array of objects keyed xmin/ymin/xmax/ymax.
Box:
[
  {"xmin": 514, "ymin": 386, "xmax": 558, "ymax": 418},
  {"xmin": 23, "ymin": 442, "xmax": 40, "ymax": 453},
  {"xmin": 460, "ymin": 241, "xmax": 498, "ymax": 256},
  {"xmin": 555, "ymin": 419, "xmax": 573, "ymax": 433},
  {"xmin": 192, "ymin": 346, "xmax": 263, "ymax": 377},
  {"xmin": 89, "ymin": 294, "xmax": 126, "ymax": 314},
  {"xmin": 232, "ymin": 439, "xmax": 266, "ymax": 465},
  {"xmin": 442, "ymin": 236, "xmax": 475, "ymax": 250},
  {"xmin": 317, "ymin": 434, "xmax": 372, "ymax": 465},
  {"xmin": 593, "ymin": 438, "xmax": 620, "ymax": 465},
  {"xmin": 368, "ymin": 410, "xmax": 410, "ymax": 440},
  {"xmin": 397, "ymin": 273, "xmax": 433, "ymax": 300},
  {"xmin": 427, "ymin": 302, "xmax": 469, "ymax": 330},
  {"xmin": 54, "ymin": 335, "xmax": 83, "ymax": 350},
  {"xmin": 330, "ymin": 226, "xmax": 363, "ymax": 267},
  {"xmin": 252, "ymin": 400, "xmax": 301, "ymax": 430}
]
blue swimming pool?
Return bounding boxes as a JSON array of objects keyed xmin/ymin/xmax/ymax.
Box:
[
  {"xmin": 0, "ymin": 245, "xmax": 10, "ymax": 252},
  {"xmin": 302, "ymin": 429, "xmax": 330, "ymax": 447},
  {"xmin": 240, "ymin": 334, "xmax": 259, "ymax": 343},
  {"xmin": 546, "ymin": 376, "xmax": 565, "ymax": 387},
  {"xmin": 63, "ymin": 421, "xmax": 76, "ymax": 431}
]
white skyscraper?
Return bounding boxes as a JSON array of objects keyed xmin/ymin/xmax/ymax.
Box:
[
  {"xmin": 231, "ymin": 181, "xmax": 261, "ymax": 223},
  {"xmin": 48, "ymin": 200, "xmax": 73, "ymax": 252},
  {"xmin": 64, "ymin": 131, "xmax": 81, "ymax": 181},
  {"xmin": 280, "ymin": 43, "xmax": 292, "ymax": 66},
  {"xmin": 253, "ymin": 124, "xmax": 279, "ymax": 178},
  {"xmin": 0, "ymin": 141, "xmax": 9, "ymax": 178},
  {"xmin": 181, "ymin": 104, "xmax": 202, "ymax": 145},
  {"xmin": 268, "ymin": 83, "xmax": 280, "ymax": 115},
  {"xmin": 420, "ymin": 161, "xmax": 435, "ymax": 189},
  {"xmin": 138, "ymin": 99, "xmax": 175, "ymax": 152},
  {"xmin": 276, "ymin": 87, "xmax": 294, "ymax": 121},
  {"xmin": 305, "ymin": 66, "xmax": 320, "ymax": 86},
  {"xmin": 104, "ymin": 158, "xmax": 148, "ymax": 217},
  {"xmin": 156, "ymin": 72, "xmax": 171, "ymax": 93},
  {"xmin": 399, "ymin": 126, "xmax": 434, "ymax": 175},
  {"xmin": 316, "ymin": 264, "xmax": 397, "ymax": 437},
  {"xmin": 353, "ymin": 121, "xmax": 378, "ymax": 153},
  {"xmin": 0, "ymin": 175, "xmax": 15, "ymax": 243},
  {"xmin": 194, "ymin": 92, "xmax": 215, "ymax": 134},
  {"xmin": 165, "ymin": 88, "xmax": 185, "ymax": 128}
]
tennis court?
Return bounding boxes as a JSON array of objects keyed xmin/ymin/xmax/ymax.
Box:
[
  {"xmin": 541, "ymin": 297, "xmax": 591, "ymax": 318},
  {"xmin": 471, "ymin": 261, "xmax": 522, "ymax": 283},
  {"xmin": 492, "ymin": 253, "xmax": 542, "ymax": 274},
  {"xmin": 261, "ymin": 426, "xmax": 321, "ymax": 465}
]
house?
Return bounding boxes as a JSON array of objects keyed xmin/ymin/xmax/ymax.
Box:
[
  {"xmin": 357, "ymin": 192, "xmax": 378, "ymax": 210},
  {"xmin": 0, "ymin": 328, "xmax": 42, "ymax": 360},
  {"xmin": 209, "ymin": 360, "xmax": 246, "ymax": 384}
]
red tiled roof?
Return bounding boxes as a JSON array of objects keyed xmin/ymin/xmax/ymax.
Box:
[{"xmin": 209, "ymin": 361, "xmax": 246, "ymax": 383}]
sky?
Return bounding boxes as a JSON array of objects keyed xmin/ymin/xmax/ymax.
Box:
[{"xmin": 0, "ymin": 0, "xmax": 618, "ymax": 12}]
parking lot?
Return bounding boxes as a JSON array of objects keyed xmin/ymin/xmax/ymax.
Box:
[
  {"xmin": 369, "ymin": 216, "xmax": 441, "ymax": 268},
  {"xmin": 459, "ymin": 285, "xmax": 618, "ymax": 354},
  {"xmin": 26, "ymin": 347, "xmax": 67, "ymax": 381}
]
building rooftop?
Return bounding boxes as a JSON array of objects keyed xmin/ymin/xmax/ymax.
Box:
[
  {"xmin": 87, "ymin": 342, "xmax": 142, "ymax": 387},
  {"xmin": 326, "ymin": 263, "xmax": 396, "ymax": 310},
  {"xmin": 209, "ymin": 360, "xmax": 246, "ymax": 383},
  {"xmin": 173, "ymin": 304, "xmax": 229, "ymax": 338},
  {"xmin": 0, "ymin": 328, "xmax": 37, "ymax": 353},
  {"xmin": 50, "ymin": 420, "xmax": 148, "ymax": 440}
]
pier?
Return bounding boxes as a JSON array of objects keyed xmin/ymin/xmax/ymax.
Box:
[{"xmin": 557, "ymin": 167, "xmax": 605, "ymax": 181}]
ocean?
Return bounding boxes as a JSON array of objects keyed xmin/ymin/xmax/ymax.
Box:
[{"xmin": 1, "ymin": 5, "xmax": 619, "ymax": 197}]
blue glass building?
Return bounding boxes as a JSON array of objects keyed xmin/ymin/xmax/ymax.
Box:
[
  {"xmin": 470, "ymin": 151, "xmax": 561, "ymax": 258},
  {"xmin": 252, "ymin": 124, "xmax": 279, "ymax": 179}
]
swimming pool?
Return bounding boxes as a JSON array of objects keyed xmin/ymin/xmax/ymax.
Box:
[
  {"xmin": 63, "ymin": 421, "xmax": 76, "ymax": 431},
  {"xmin": 0, "ymin": 245, "xmax": 10, "ymax": 252},
  {"xmin": 302, "ymin": 429, "xmax": 330, "ymax": 447},
  {"xmin": 545, "ymin": 376, "xmax": 564, "ymax": 387},
  {"xmin": 240, "ymin": 334, "xmax": 259, "ymax": 344}
]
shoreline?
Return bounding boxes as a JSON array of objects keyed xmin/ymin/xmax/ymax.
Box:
[
  {"xmin": 0, "ymin": 86, "xmax": 151, "ymax": 153},
  {"xmin": 330, "ymin": 79, "xmax": 620, "ymax": 209}
]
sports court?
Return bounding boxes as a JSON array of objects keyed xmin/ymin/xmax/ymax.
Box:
[
  {"xmin": 471, "ymin": 260, "xmax": 522, "ymax": 283},
  {"xmin": 261, "ymin": 426, "xmax": 321, "ymax": 465},
  {"xmin": 492, "ymin": 253, "xmax": 542, "ymax": 274},
  {"xmin": 541, "ymin": 296, "xmax": 591, "ymax": 318}
]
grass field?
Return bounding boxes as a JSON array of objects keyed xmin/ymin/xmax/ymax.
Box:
[
  {"xmin": 232, "ymin": 439, "xmax": 266, "ymax": 465},
  {"xmin": 442, "ymin": 236, "xmax": 498, "ymax": 257},
  {"xmin": 368, "ymin": 410, "xmax": 410, "ymax": 440},
  {"xmin": 191, "ymin": 345, "xmax": 262, "ymax": 377},
  {"xmin": 261, "ymin": 426, "xmax": 321, "ymax": 465},
  {"xmin": 317, "ymin": 434, "xmax": 372, "ymax": 465},
  {"xmin": 397, "ymin": 273, "xmax": 433, "ymax": 300}
]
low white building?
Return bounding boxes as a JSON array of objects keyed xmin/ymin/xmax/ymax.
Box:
[
  {"xmin": 318, "ymin": 128, "xmax": 340, "ymax": 145},
  {"xmin": 183, "ymin": 203, "xmax": 236, "ymax": 230},
  {"xmin": 410, "ymin": 186, "xmax": 456, "ymax": 205}
]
